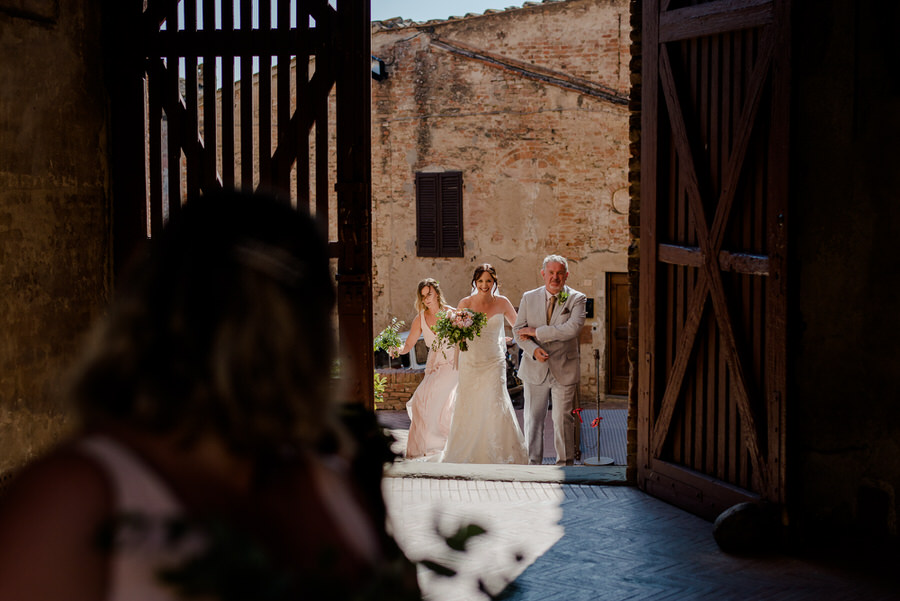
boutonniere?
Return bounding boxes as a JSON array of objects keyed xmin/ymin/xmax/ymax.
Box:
[{"xmin": 556, "ymin": 290, "xmax": 569, "ymax": 304}]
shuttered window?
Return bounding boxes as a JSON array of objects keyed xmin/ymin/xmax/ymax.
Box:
[{"xmin": 415, "ymin": 171, "xmax": 463, "ymax": 257}]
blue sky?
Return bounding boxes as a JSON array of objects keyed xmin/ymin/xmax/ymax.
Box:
[
  {"xmin": 370, "ymin": 0, "xmax": 522, "ymax": 23},
  {"xmin": 173, "ymin": 1, "xmax": 521, "ymax": 29},
  {"xmin": 172, "ymin": 2, "xmax": 522, "ymax": 82}
]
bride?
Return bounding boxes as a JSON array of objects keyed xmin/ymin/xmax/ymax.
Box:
[{"xmin": 441, "ymin": 264, "xmax": 527, "ymax": 464}]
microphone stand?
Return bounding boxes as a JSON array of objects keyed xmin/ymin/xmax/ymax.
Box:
[{"xmin": 583, "ymin": 347, "xmax": 614, "ymax": 466}]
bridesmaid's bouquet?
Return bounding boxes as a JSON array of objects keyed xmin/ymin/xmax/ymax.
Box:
[
  {"xmin": 431, "ymin": 308, "xmax": 488, "ymax": 352},
  {"xmin": 374, "ymin": 317, "xmax": 405, "ymax": 353}
]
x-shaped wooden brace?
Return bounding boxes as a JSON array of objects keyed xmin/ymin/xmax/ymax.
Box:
[
  {"xmin": 650, "ymin": 25, "xmax": 776, "ymax": 495},
  {"xmin": 142, "ymin": 0, "xmax": 337, "ymax": 200}
]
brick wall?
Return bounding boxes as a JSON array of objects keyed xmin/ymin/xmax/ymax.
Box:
[
  {"xmin": 200, "ymin": 0, "xmax": 632, "ymax": 401},
  {"xmin": 377, "ymin": 368, "xmax": 425, "ymax": 410},
  {"xmin": 371, "ymin": 0, "xmax": 632, "ymax": 399}
]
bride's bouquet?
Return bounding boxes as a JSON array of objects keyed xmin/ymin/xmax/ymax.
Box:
[{"xmin": 431, "ymin": 308, "xmax": 488, "ymax": 352}]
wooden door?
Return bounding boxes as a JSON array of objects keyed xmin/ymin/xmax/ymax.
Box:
[
  {"xmin": 107, "ymin": 0, "xmax": 374, "ymax": 407},
  {"xmin": 638, "ymin": 0, "xmax": 789, "ymax": 520},
  {"xmin": 607, "ymin": 272, "xmax": 630, "ymax": 396}
]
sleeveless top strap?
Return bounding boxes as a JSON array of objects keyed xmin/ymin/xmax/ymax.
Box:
[{"xmin": 77, "ymin": 436, "xmax": 200, "ymax": 601}]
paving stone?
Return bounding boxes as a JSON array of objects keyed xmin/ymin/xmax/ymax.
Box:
[{"xmin": 382, "ymin": 478, "xmax": 899, "ymax": 600}]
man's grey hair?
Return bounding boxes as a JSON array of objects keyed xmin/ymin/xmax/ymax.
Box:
[{"xmin": 542, "ymin": 254, "xmax": 569, "ymax": 272}]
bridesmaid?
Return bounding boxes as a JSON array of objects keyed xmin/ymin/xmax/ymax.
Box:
[{"xmin": 391, "ymin": 278, "xmax": 459, "ymax": 459}]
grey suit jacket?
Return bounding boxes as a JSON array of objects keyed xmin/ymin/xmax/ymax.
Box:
[{"xmin": 513, "ymin": 285, "xmax": 586, "ymax": 386}]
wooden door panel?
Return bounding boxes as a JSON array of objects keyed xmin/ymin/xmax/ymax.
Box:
[
  {"xmin": 607, "ymin": 272, "xmax": 630, "ymax": 396},
  {"xmin": 639, "ymin": 0, "xmax": 788, "ymax": 520}
]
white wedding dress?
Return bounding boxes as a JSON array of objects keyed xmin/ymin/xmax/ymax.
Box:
[{"xmin": 441, "ymin": 313, "xmax": 528, "ymax": 464}]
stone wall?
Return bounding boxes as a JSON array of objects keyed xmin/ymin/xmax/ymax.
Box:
[
  {"xmin": 0, "ymin": 2, "xmax": 110, "ymax": 475},
  {"xmin": 371, "ymin": 0, "xmax": 632, "ymax": 399}
]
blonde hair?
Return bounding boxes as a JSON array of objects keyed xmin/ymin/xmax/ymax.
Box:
[
  {"xmin": 70, "ymin": 191, "xmax": 342, "ymax": 460},
  {"xmin": 414, "ymin": 278, "xmax": 448, "ymax": 313}
]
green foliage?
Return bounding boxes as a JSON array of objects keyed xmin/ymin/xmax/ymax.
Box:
[
  {"xmin": 418, "ymin": 522, "xmax": 487, "ymax": 579},
  {"xmin": 374, "ymin": 317, "xmax": 405, "ymax": 353},
  {"xmin": 102, "ymin": 513, "xmax": 423, "ymax": 601},
  {"xmin": 157, "ymin": 519, "xmax": 294, "ymax": 601},
  {"xmin": 418, "ymin": 521, "xmax": 521, "ymax": 599},
  {"xmin": 419, "ymin": 559, "xmax": 458, "ymax": 578},
  {"xmin": 444, "ymin": 524, "xmax": 487, "ymax": 552},
  {"xmin": 374, "ymin": 371, "xmax": 387, "ymax": 404}
]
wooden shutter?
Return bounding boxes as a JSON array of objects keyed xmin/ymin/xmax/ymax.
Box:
[
  {"xmin": 416, "ymin": 171, "xmax": 463, "ymax": 257},
  {"xmin": 439, "ymin": 172, "xmax": 463, "ymax": 257},
  {"xmin": 416, "ymin": 173, "xmax": 439, "ymax": 257}
]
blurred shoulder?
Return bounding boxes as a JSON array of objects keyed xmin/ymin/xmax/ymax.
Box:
[
  {"xmin": 0, "ymin": 442, "xmax": 112, "ymax": 600},
  {"xmin": 0, "ymin": 443, "xmax": 111, "ymax": 524}
]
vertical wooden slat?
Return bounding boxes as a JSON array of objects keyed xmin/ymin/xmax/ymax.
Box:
[
  {"xmin": 296, "ymin": 0, "xmax": 310, "ymax": 210},
  {"xmin": 166, "ymin": 58, "xmax": 182, "ymax": 217},
  {"xmin": 705, "ymin": 305, "xmax": 717, "ymax": 475},
  {"xmin": 202, "ymin": 0, "xmax": 217, "ymax": 190},
  {"xmin": 638, "ymin": 0, "xmax": 661, "ymax": 478},
  {"xmin": 240, "ymin": 0, "xmax": 253, "ymax": 191},
  {"xmin": 692, "ymin": 34, "xmax": 706, "ymax": 468},
  {"xmin": 315, "ymin": 62, "xmax": 330, "ymax": 231},
  {"xmin": 723, "ymin": 338, "xmax": 734, "ymax": 482},
  {"xmin": 715, "ymin": 320, "xmax": 725, "ymax": 479},
  {"xmin": 221, "ymin": 2, "xmax": 235, "ymax": 188},
  {"xmin": 258, "ymin": 0, "xmax": 272, "ymax": 190},
  {"xmin": 275, "ymin": 0, "xmax": 292, "ymax": 198},
  {"xmin": 184, "ymin": 0, "xmax": 199, "ymax": 198},
  {"xmin": 695, "ymin": 36, "xmax": 721, "ymax": 473},
  {"xmin": 767, "ymin": 0, "xmax": 790, "ymax": 504},
  {"xmin": 148, "ymin": 74, "xmax": 163, "ymax": 236},
  {"xmin": 334, "ymin": 0, "xmax": 374, "ymax": 407},
  {"xmin": 710, "ymin": 35, "xmax": 720, "ymax": 196},
  {"xmin": 715, "ymin": 33, "xmax": 731, "ymax": 484}
]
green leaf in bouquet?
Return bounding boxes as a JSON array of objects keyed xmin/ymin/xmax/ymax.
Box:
[{"xmin": 374, "ymin": 317, "xmax": 406, "ymax": 353}]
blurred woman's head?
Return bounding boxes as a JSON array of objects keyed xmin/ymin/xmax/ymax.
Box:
[{"xmin": 71, "ymin": 191, "xmax": 339, "ymax": 460}]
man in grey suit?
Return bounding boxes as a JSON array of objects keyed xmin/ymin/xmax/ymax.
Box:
[{"xmin": 513, "ymin": 255, "xmax": 586, "ymax": 465}]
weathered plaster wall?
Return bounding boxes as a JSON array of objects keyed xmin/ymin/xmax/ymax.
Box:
[
  {"xmin": 371, "ymin": 0, "xmax": 631, "ymax": 397},
  {"xmin": 0, "ymin": 2, "xmax": 110, "ymax": 475},
  {"xmin": 790, "ymin": 0, "xmax": 900, "ymax": 542}
]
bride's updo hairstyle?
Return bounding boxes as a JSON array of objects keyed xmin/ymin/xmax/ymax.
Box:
[
  {"xmin": 471, "ymin": 263, "xmax": 499, "ymax": 295},
  {"xmin": 70, "ymin": 190, "xmax": 344, "ymax": 461},
  {"xmin": 414, "ymin": 278, "xmax": 448, "ymax": 313}
]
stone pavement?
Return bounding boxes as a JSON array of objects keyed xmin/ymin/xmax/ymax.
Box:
[
  {"xmin": 377, "ymin": 411, "xmax": 899, "ymax": 600},
  {"xmin": 382, "ymin": 477, "xmax": 899, "ymax": 600}
]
